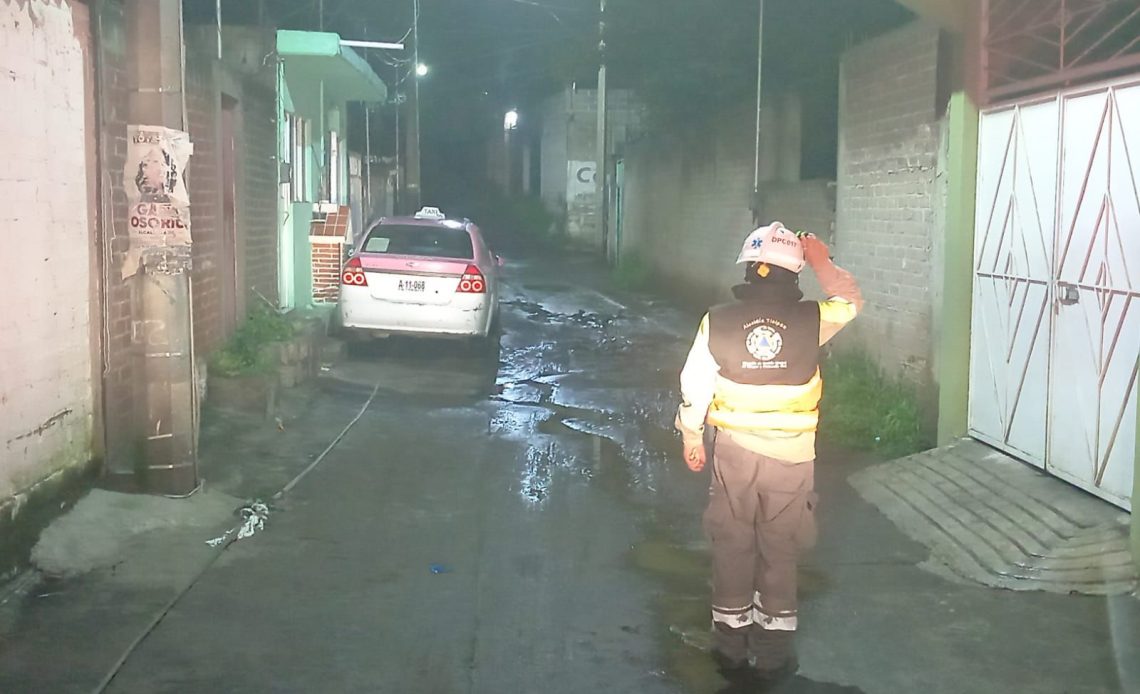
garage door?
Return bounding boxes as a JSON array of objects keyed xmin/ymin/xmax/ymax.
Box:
[{"xmin": 970, "ymin": 78, "xmax": 1139, "ymax": 510}]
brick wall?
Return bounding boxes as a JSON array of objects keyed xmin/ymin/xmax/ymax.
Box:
[
  {"xmin": 835, "ymin": 20, "xmax": 944, "ymax": 384},
  {"xmin": 0, "ymin": 0, "xmax": 97, "ymax": 494},
  {"xmin": 94, "ymin": 0, "xmax": 144, "ymax": 472},
  {"xmin": 185, "ymin": 57, "xmax": 224, "ymax": 354},
  {"xmin": 183, "ymin": 30, "xmax": 279, "ymax": 351},
  {"xmin": 620, "ymin": 98, "xmax": 835, "ymax": 309},
  {"xmin": 240, "ymin": 81, "xmax": 279, "ymax": 306},
  {"xmin": 311, "ymin": 241, "xmax": 344, "ymax": 305},
  {"xmin": 310, "ymin": 206, "xmax": 349, "ymax": 305}
]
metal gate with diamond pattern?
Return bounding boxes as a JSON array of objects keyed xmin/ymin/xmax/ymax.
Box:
[{"xmin": 970, "ymin": 77, "xmax": 1139, "ymax": 511}]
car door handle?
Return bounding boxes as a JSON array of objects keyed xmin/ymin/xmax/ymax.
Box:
[{"xmin": 1057, "ymin": 283, "xmax": 1080, "ymax": 306}]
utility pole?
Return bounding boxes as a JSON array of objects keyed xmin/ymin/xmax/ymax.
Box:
[
  {"xmin": 364, "ymin": 104, "xmax": 372, "ymax": 223},
  {"xmin": 123, "ymin": 0, "xmax": 198, "ymax": 494},
  {"xmin": 394, "ymin": 67, "xmax": 402, "ymax": 212},
  {"xmin": 596, "ymin": 0, "xmax": 609, "ymax": 260},
  {"xmin": 406, "ymin": 0, "xmax": 422, "ymax": 210},
  {"xmin": 751, "ymin": 0, "xmax": 766, "ymax": 225}
]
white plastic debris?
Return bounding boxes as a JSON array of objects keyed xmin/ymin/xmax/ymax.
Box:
[{"xmin": 206, "ymin": 501, "xmax": 270, "ymax": 547}]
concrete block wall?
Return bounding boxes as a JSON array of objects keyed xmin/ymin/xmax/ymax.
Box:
[
  {"xmin": 835, "ymin": 20, "xmax": 944, "ymax": 383},
  {"xmin": 0, "ymin": 0, "xmax": 97, "ymax": 515},
  {"xmin": 762, "ymin": 181, "xmax": 836, "ymax": 241},
  {"xmin": 538, "ymin": 86, "xmax": 645, "ymax": 246},
  {"xmin": 620, "ymin": 99, "xmax": 835, "ymax": 309},
  {"xmin": 539, "ymin": 92, "xmax": 569, "ymax": 214},
  {"xmin": 621, "ymin": 109, "xmax": 757, "ymax": 306}
]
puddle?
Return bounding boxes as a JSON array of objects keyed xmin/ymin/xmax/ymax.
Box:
[
  {"xmin": 492, "ymin": 384, "xmax": 657, "ymax": 508},
  {"xmin": 504, "ymin": 300, "xmax": 621, "ymax": 330},
  {"xmin": 721, "ymin": 677, "xmax": 866, "ymax": 693},
  {"xmin": 533, "ymin": 413, "xmax": 634, "ymax": 499},
  {"xmin": 520, "ymin": 442, "xmax": 556, "ymax": 504},
  {"xmin": 504, "ymin": 299, "xmax": 560, "ymax": 323},
  {"xmin": 487, "ymin": 407, "xmax": 541, "ymax": 438},
  {"xmin": 632, "ymin": 510, "xmax": 841, "ymax": 693},
  {"xmin": 632, "ymin": 541, "xmax": 708, "ymax": 584}
]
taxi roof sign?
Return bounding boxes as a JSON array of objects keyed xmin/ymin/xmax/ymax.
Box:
[{"xmin": 414, "ymin": 206, "xmax": 446, "ymax": 220}]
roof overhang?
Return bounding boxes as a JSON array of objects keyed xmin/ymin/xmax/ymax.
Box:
[{"xmin": 276, "ymin": 30, "xmax": 388, "ymax": 110}]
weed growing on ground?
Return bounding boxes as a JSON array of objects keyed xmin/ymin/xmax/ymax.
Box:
[
  {"xmin": 819, "ymin": 350, "xmax": 930, "ymax": 458},
  {"xmin": 612, "ymin": 253, "xmax": 653, "ymax": 290},
  {"xmin": 210, "ymin": 307, "xmax": 295, "ymax": 377}
]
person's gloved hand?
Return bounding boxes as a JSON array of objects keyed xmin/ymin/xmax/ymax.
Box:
[
  {"xmin": 684, "ymin": 440, "xmax": 706, "ymax": 472},
  {"xmin": 801, "ymin": 234, "xmax": 832, "ymax": 269}
]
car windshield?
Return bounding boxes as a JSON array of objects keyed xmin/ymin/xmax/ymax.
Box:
[{"xmin": 362, "ymin": 224, "xmax": 473, "ymax": 260}]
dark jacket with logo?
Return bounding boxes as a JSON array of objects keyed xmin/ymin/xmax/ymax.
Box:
[{"xmin": 677, "ymin": 260, "xmax": 863, "ymax": 462}]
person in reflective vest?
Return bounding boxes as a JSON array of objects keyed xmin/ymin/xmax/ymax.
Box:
[{"xmin": 676, "ymin": 222, "xmax": 863, "ymax": 683}]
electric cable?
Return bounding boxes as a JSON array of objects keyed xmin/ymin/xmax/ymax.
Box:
[{"xmin": 90, "ymin": 380, "xmax": 383, "ymax": 694}]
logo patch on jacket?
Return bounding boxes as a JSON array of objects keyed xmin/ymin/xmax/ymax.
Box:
[
  {"xmin": 746, "ymin": 325, "xmax": 783, "ymax": 361},
  {"xmin": 739, "ymin": 318, "xmax": 789, "ymax": 370}
]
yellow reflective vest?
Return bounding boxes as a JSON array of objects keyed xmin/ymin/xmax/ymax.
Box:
[{"xmin": 677, "ymin": 266, "xmax": 861, "ymax": 463}]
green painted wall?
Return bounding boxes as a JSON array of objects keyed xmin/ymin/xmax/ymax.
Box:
[
  {"xmin": 936, "ymin": 91, "xmax": 979, "ymax": 446},
  {"xmin": 276, "ymin": 64, "xmax": 294, "ymax": 309},
  {"xmin": 275, "ymin": 33, "xmax": 385, "ymax": 310},
  {"xmin": 292, "ymin": 203, "xmax": 315, "ymax": 305}
]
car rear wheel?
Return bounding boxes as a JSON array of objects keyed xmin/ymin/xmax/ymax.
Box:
[{"xmin": 471, "ymin": 309, "xmax": 502, "ymax": 355}]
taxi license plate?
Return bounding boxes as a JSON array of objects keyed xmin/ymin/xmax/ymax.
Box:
[{"xmin": 398, "ymin": 279, "xmax": 426, "ymax": 293}]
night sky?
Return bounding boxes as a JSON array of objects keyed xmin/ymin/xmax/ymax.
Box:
[{"xmin": 190, "ymin": 0, "xmax": 912, "ymax": 188}]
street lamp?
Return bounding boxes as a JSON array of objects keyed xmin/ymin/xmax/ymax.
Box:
[
  {"xmin": 416, "ymin": 63, "xmax": 429, "ymax": 77},
  {"xmin": 502, "ymin": 109, "xmax": 520, "ymax": 192}
]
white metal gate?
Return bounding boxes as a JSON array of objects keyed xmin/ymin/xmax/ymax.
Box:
[{"xmin": 970, "ymin": 78, "xmax": 1139, "ymax": 510}]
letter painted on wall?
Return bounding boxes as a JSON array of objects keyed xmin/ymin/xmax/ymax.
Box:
[{"xmin": 567, "ymin": 160, "xmax": 596, "ymax": 201}]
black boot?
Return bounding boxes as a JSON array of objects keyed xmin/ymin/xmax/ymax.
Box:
[
  {"xmin": 749, "ymin": 627, "xmax": 798, "ymax": 683},
  {"xmin": 712, "ymin": 622, "xmax": 752, "ymax": 683}
]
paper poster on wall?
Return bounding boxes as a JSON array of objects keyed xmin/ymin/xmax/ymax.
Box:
[
  {"xmin": 567, "ymin": 160, "xmax": 596, "ymax": 201},
  {"xmin": 121, "ymin": 125, "xmax": 194, "ymax": 278}
]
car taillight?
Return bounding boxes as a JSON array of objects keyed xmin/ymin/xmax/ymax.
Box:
[
  {"xmin": 456, "ymin": 265, "xmax": 486, "ymax": 294},
  {"xmin": 342, "ymin": 257, "xmax": 367, "ymax": 286}
]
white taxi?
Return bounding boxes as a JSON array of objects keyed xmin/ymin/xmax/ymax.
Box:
[{"xmin": 339, "ymin": 207, "xmax": 502, "ymax": 341}]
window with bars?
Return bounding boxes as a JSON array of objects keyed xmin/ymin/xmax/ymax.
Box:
[
  {"xmin": 983, "ymin": 0, "xmax": 1140, "ymax": 102},
  {"xmin": 286, "ymin": 114, "xmax": 311, "ymax": 203}
]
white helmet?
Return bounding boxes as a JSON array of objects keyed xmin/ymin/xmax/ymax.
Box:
[{"xmin": 735, "ymin": 221, "xmax": 806, "ymax": 273}]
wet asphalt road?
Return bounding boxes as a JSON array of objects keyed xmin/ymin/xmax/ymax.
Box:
[
  {"xmin": 106, "ymin": 252, "xmax": 712, "ymax": 693},
  {"xmin": 3, "ymin": 246, "xmax": 1137, "ymax": 694}
]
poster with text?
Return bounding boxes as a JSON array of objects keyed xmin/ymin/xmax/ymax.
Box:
[{"xmin": 122, "ymin": 125, "xmax": 194, "ymax": 278}]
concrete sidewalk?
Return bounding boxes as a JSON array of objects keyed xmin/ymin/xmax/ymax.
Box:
[{"xmin": 851, "ymin": 439, "xmax": 1136, "ymax": 595}]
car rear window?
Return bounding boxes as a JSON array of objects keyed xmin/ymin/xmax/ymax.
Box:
[{"xmin": 362, "ymin": 224, "xmax": 473, "ymax": 259}]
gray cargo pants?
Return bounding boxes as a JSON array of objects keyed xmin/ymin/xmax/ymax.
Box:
[{"xmin": 703, "ymin": 434, "xmax": 817, "ymax": 666}]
